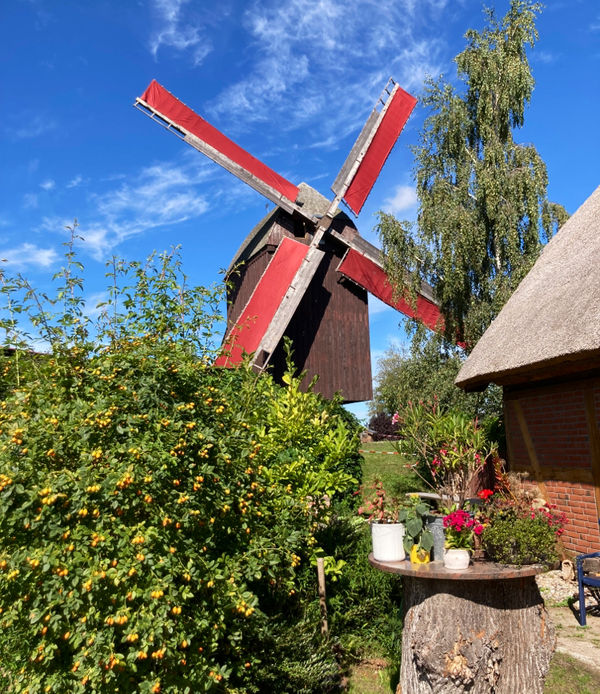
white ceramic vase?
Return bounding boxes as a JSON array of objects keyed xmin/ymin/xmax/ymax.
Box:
[
  {"xmin": 371, "ymin": 522, "xmax": 406, "ymax": 562},
  {"xmin": 443, "ymin": 548, "xmax": 470, "ymax": 570}
]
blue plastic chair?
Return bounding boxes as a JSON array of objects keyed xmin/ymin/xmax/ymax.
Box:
[{"xmin": 576, "ymin": 550, "xmax": 600, "ymax": 626}]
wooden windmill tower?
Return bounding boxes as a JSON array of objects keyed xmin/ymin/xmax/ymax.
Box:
[{"xmin": 135, "ymin": 79, "xmax": 442, "ymax": 402}]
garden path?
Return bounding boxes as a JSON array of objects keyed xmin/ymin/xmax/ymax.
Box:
[{"xmin": 537, "ymin": 569, "xmax": 600, "ymax": 672}]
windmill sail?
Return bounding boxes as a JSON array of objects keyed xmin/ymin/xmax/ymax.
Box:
[
  {"xmin": 216, "ymin": 237, "xmax": 322, "ymax": 367},
  {"xmin": 332, "ymin": 81, "xmax": 417, "ymax": 216},
  {"xmin": 135, "ymin": 80, "xmax": 306, "ymax": 217},
  {"xmin": 337, "ymin": 249, "xmax": 442, "ymax": 331}
]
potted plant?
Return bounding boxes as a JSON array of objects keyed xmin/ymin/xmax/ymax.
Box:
[
  {"xmin": 359, "ymin": 481, "xmax": 405, "ymax": 561},
  {"xmin": 442, "ymin": 509, "xmax": 483, "ymax": 570},
  {"xmin": 480, "ymin": 489, "xmax": 567, "ymax": 567},
  {"xmin": 393, "ymin": 402, "xmax": 494, "ymax": 507},
  {"xmin": 399, "ymin": 495, "xmax": 434, "ymax": 564}
]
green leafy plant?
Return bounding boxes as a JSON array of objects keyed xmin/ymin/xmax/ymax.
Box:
[
  {"xmin": 480, "ymin": 491, "xmax": 566, "ymax": 566},
  {"xmin": 398, "ymin": 495, "xmax": 433, "ymax": 555},
  {"xmin": 394, "ymin": 400, "xmax": 495, "ymax": 506},
  {"xmin": 481, "ymin": 512, "xmax": 560, "ymax": 566}
]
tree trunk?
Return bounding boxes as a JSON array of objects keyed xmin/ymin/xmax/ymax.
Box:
[{"xmin": 399, "ymin": 575, "xmax": 555, "ymax": 693}]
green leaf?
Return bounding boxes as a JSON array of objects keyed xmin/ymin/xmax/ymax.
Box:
[
  {"xmin": 405, "ymin": 517, "xmax": 422, "ymax": 538},
  {"xmin": 419, "ymin": 529, "xmax": 434, "ymax": 553}
]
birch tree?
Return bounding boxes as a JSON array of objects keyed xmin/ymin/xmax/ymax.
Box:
[{"xmin": 379, "ymin": 0, "xmax": 568, "ymax": 350}]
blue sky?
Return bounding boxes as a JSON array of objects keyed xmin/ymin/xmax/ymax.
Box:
[{"xmin": 1, "ymin": 0, "xmax": 599, "ymax": 422}]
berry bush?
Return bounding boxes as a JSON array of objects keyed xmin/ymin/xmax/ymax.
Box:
[{"xmin": 0, "ymin": 237, "xmax": 360, "ymax": 693}]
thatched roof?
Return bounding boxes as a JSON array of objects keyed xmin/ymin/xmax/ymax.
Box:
[{"xmin": 456, "ymin": 185, "xmax": 600, "ymax": 391}]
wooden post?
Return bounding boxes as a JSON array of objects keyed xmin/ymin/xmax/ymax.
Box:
[
  {"xmin": 513, "ymin": 401, "xmax": 548, "ymax": 500},
  {"xmin": 584, "ymin": 388, "xmax": 600, "ymax": 528},
  {"xmin": 316, "ymin": 557, "xmax": 328, "ymax": 636}
]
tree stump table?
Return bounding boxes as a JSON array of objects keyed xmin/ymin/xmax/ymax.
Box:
[{"xmin": 369, "ymin": 555, "xmax": 555, "ymax": 694}]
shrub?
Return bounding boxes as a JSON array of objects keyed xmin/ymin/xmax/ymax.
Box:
[
  {"xmin": 312, "ymin": 507, "xmax": 403, "ymax": 667},
  {"xmin": 394, "ymin": 400, "xmax": 496, "ymax": 505},
  {"xmin": 479, "ymin": 490, "xmax": 566, "ymax": 567},
  {"xmin": 367, "ymin": 412, "xmax": 400, "ymax": 441},
  {"xmin": 0, "ymin": 236, "xmax": 360, "ymax": 693},
  {"xmin": 481, "ymin": 512, "xmax": 559, "ymax": 566}
]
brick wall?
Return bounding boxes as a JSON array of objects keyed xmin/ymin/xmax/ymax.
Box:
[{"xmin": 504, "ymin": 375, "xmax": 600, "ymax": 555}]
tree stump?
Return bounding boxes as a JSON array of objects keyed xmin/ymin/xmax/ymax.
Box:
[{"xmin": 369, "ymin": 557, "xmax": 555, "ymax": 694}]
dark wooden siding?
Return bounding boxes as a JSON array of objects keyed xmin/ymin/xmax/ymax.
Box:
[{"xmin": 225, "ymin": 214, "xmax": 372, "ymax": 402}]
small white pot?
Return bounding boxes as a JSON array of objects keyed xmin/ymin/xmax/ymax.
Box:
[
  {"xmin": 371, "ymin": 522, "xmax": 406, "ymax": 562},
  {"xmin": 443, "ymin": 548, "xmax": 470, "ymax": 570}
]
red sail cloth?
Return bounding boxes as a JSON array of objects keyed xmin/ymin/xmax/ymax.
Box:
[
  {"xmin": 216, "ymin": 237, "xmax": 309, "ymax": 367},
  {"xmin": 338, "ymin": 249, "xmax": 442, "ymax": 332},
  {"xmin": 343, "ymin": 87, "xmax": 417, "ymax": 215},
  {"xmin": 140, "ymin": 80, "xmax": 300, "ymax": 204}
]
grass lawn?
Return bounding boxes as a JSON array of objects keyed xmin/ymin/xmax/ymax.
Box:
[
  {"xmin": 348, "ymin": 654, "xmax": 600, "ymax": 693},
  {"xmin": 359, "ymin": 440, "xmax": 423, "ymax": 499},
  {"xmin": 544, "ymin": 653, "xmax": 600, "ymax": 693}
]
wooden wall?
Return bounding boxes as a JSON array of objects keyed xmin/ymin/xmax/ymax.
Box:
[
  {"xmin": 504, "ymin": 373, "xmax": 600, "ymax": 554},
  {"xmin": 226, "ymin": 214, "xmax": 372, "ymax": 402}
]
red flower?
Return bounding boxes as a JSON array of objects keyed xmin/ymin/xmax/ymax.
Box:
[{"xmin": 478, "ymin": 489, "xmax": 493, "ymax": 501}]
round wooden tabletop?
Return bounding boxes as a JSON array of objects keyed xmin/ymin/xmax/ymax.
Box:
[{"xmin": 368, "ymin": 554, "xmax": 547, "ymax": 581}]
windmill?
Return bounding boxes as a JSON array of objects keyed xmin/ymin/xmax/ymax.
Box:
[{"xmin": 134, "ymin": 79, "xmax": 442, "ymax": 402}]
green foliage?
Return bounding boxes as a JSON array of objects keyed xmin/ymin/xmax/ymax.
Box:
[
  {"xmin": 398, "ymin": 496, "xmax": 433, "ymax": 554},
  {"xmin": 0, "ymin": 234, "xmax": 360, "ymax": 693},
  {"xmin": 394, "ymin": 401, "xmax": 495, "ymax": 505},
  {"xmin": 371, "ymin": 331, "xmax": 502, "ymax": 422},
  {"xmin": 479, "ymin": 491, "xmax": 566, "ymax": 567},
  {"xmin": 314, "ymin": 509, "xmax": 403, "ymax": 662},
  {"xmin": 378, "ymin": 0, "xmax": 568, "ymax": 349},
  {"xmin": 481, "ymin": 512, "xmax": 559, "ymax": 566}
]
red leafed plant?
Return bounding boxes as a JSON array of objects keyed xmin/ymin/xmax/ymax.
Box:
[{"xmin": 358, "ymin": 481, "xmax": 400, "ymax": 523}]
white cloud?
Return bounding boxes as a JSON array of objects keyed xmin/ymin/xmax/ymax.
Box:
[
  {"xmin": 0, "ymin": 243, "xmax": 59, "ymax": 269},
  {"xmin": 383, "ymin": 185, "xmax": 418, "ymax": 214},
  {"xmin": 40, "ymin": 179, "xmax": 55, "ymax": 191},
  {"xmin": 32, "ymin": 155, "xmax": 216, "ymax": 261},
  {"xmin": 67, "ymin": 175, "xmax": 83, "ymax": 189},
  {"xmin": 208, "ymin": 0, "xmax": 444, "ymax": 140},
  {"xmin": 149, "ymin": 0, "xmax": 212, "ymax": 65},
  {"xmin": 533, "ymin": 50, "xmax": 556, "ymax": 64},
  {"xmin": 12, "ymin": 114, "xmax": 57, "ymax": 140},
  {"xmin": 386, "ymin": 335, "xmax": 409, "ymax": 351},
  {"xmin": 84, "ymin": 291, "xmax": 109, "ymax": 319},
  {"xmin": 368, "ymin": 295, "xmax": 393, "ymax": 316},
  {"xmin": 78, "ymin": 159, "xmax": 212, "ymax": 258},
  {"xmin": 23, "ymin": 193, "xmax": 39, "ymax": 209}
]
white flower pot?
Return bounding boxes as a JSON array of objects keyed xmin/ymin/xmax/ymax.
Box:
[
  {"xmin": 443, "ymin": 548, "xmax": 470, "ymax": 570},
  {"xmin": 371, "ymin": 522, "xmax": 406, "ymax": 562}
]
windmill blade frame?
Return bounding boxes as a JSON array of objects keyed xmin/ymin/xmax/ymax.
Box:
[{"xmin": 134, "ymin": 80, "xmax": 313, "ymax": 221}]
